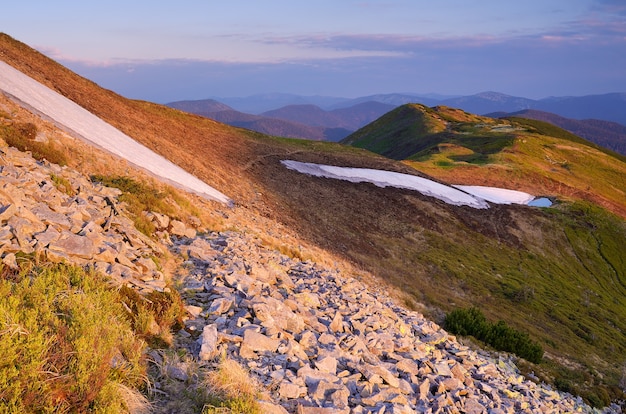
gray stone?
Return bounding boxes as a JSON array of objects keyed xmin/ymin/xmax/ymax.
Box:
[
  {"xmin": 297, "ymin": 406, "xmax": 349, "ymax": 414},
  {"xmin": 256, "ymin": 401, "xmax": 289, "ymax": 414},
  {"xmin": 198, "ymin": 324, "xmax": 219, "ymax": 361},
  {"xmin": 359, "ymin": 363, "xmax": 399, "ymax": 388},
  {"xmin": 329, "ymin": 311, "xmax": 344, "ymax": 333},
  {"xmin": 1, "ymin": 252, "xmax": 18, "ymax": 269},
  {"xmin": 31, "ymin": 203, "xmax": 71, "ymax": 229},
  {"xmin": 278, "ymin": 381, "xmax": 303, "ymax": 399},
  {"xmin": 208, "ymin": 297, "xmax": 233, "ymax": 315},
  {"xmin": 0, "ymin": 203, "xmax": 17, "ymax": 223},
  {"xmin": 396, "ymin": 358, "xmax": 419, "ymax": 376},
  {"xmin": 34, "ymin": 226, "xmax": 61, "ymax": 247},
  {"xmin": 464, "ymin": 398, "xmax": 487, "ymax": 414},
  {"xmin": 48, "ymin": 231, "xmax": 95, "ymax": 259},
  {"xmin": 169, "ymin": 220, "xmax": 188, "ymax": 237},
  {"xmin": 314, "ymin": 356, "xmax": 338, "ymax": 375},
  {"xmin": 166, "ymin": 364, "xmax": 189, "ymax": 382},
  {"xmin": 239, "ymin": 330, "xmax": 280, "ymax": 358}
]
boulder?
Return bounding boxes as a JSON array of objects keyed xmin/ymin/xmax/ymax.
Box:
[
  {"xmin": 198, "ymin": 324, "xmax": 219, "ymax": 361},
  {"xmin": 239, "ymin": 330, "xmax": 280, "ymax": 359},
  {"xmin": 48, "ymin": 231, "xmax": 95, "ymax": 259}
]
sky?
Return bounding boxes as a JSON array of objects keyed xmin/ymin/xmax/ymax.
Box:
[{"xmin": 2, "ymin": 1, "xmax": 625, "ymax": 103}]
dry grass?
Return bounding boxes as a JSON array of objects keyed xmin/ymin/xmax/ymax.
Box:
[{"xmin": 203, "ymin": 359, "xmax": 262, "ymax": 414}]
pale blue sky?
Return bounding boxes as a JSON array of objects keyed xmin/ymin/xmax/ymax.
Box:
[{"xmin": 2, "ymin": 1, "xmax": 625, "ymax": 101}]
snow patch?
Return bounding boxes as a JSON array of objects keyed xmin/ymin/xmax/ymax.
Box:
[
  {"xmin": 282, "ymin": 160, "xmax": 544, "ymax": 209},
  {"xmin": 0, "ymin": 61, "xmax": 230, "ymax": 204},
  {"xmin": 453, "ymin": 185, "xmax": 535, "ymax": 205},
  {"xmin": 282, "ymin": 160, "xmax": 490, "ymax": 208}
]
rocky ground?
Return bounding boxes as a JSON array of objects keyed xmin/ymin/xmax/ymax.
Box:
[
  {"xmin": 170, "ymin": 230, "xmax": 617, "ymax": 413},
  {"xmin": 0, "ymin": 143, "xmax": 619, "ymax": 413}
]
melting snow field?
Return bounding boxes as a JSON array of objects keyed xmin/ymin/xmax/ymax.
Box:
[
  {"xmin": 0, "ymin": 61, "xmax": 230, "ymax": 204},
  {"xmin": 282, "ymin": 160, "xmax": 549, "ymax": 209}
]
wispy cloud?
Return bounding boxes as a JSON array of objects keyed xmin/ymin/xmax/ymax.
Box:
[{"xmin": 591, "ymin": 0, "xmax": 626, "ymax": 15}]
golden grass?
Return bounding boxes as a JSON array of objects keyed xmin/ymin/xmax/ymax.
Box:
[{"xmin": 203, "ymin": 359, "xmax": 262, "ymax": 414}]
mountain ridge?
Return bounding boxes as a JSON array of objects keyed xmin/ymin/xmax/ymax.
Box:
[
  {"xmin": 202, "ymin": 91, "xmax": 626, "ymax": 126},
  {"xmin": 171, "ymin": 92, "xmax": 626, "ymax": 152},
  {"xmin": 1, "ymin": 33, "xmax": 625, "ymax": 411}
]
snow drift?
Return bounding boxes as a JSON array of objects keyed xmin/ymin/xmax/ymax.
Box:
[
  {"xmin": 282, "ymin": 160, "xmax": 544, "ymax": 209},
  {"xmin": 0, "ymin": 61, "xmax": 230, "ymax": 204}
]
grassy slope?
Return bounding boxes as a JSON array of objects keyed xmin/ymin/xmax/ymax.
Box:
[
  {"xmin": 2, "ymin": 34, "xmax": 625, "ymax": 404},
  {"xmin": 342, "ymin": 103, "xmax": 626, "ymax": 400}
]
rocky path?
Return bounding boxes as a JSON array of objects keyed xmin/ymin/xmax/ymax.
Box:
[{"xmin": 171, "ymin": 231, "xmax": 614, "ymax": 413}]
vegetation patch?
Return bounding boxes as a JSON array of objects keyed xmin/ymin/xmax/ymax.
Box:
[
  {"xmin": 0, "ymin": 263, "xmax": 148, "ymax": 413},
  {"xmin": 444, "ymin": 307, "xmax": 543, "ymax": 363},
  {"xmin": 118, "ymin": 285, "xmax": 186, "ymax": 348},
  {"xmin": 0, "ymin": 121, "xmax": 68, "ymax": 165},
  {"xmin": 90, "ymin": 174, "xmax": 200, "ymax": 235},
  {"xmin": 50, "ymin": 173, "xmax": 75, "ymax": 196},
  {"xmin": 202, "ymin": 359, "xmax": 262, "ymax": 413}
]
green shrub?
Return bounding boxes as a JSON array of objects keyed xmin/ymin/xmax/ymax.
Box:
[
  {"xmin": 0, "ymin": 122, "xmax": 68, "ymax": 166},
  {"xmin": 118, "ymin": 285, "xmax": 185, "ymax": 348},
  {"xmin": 0, "ymin": 264, "xmax": 147, "ymax": 412},
  {"xmin": 445, "ymin": 307, "xmax": 543, "ymax": 363},
  {"xmin": 50, "ymin": 173, "xmax": 75, "ymax": 196}
]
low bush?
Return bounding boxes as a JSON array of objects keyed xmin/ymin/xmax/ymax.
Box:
[
  {"xmin": 50, "ymin": 173, "xmax": 75, "ymax": 196},
  {"xmin": 90, "ymin": 174, "xmax": 201, "ymax": 236},
  {"xmin": 0, "ymin": 263, "xmax": 148, "ymax": 413},
  {"xmin": 0, "ymin": 122, "xmax": 68, "ymax": 166},
  {"xmin": 445, "ymin": 307, "xmax": 543, "ymax": 363},
  {"xmin": 118, "ymin": 285, "xmax": 186, "ymax": 348}
]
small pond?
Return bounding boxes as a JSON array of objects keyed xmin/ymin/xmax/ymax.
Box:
[{"xmin": 528, "ymin": 197, "xmax": 553, "ymax": 207}]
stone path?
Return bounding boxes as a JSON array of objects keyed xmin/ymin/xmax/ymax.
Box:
[{"xmin": 172, "ymin": 231, "xmax": 616, "ymax": 413}]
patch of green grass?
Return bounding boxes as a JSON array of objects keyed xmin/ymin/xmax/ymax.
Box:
[
  {"xmin": 409, "ymin": 202, "xmax": 626, "ymax": 405},
  {"xmin": 50, "ymin": 173, "xmax": 75, "ymax": 196},
  {"xmin": 118, "ymin": 285, "xmax": 185, "ymax": 348},
  {"xmin": 202, "ymin": 359, "xmax": 262, "ymax": 414},
  {"xmin": 90, "ymin": 175, "xmax": 200, "ymax": 236},
  {"xmin": 507, "ymin": 117, "xmax": 626, "ymax": 163},
  {"xmin": 0, "ymin": 263, "xmax": 147, "ymax": 413},
  {"xmin": 0, "ymin": 122, "xmax": 68, "ymax": 166}
]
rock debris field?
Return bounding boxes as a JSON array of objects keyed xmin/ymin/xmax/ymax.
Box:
[{"xmin": 0, "ymin": 145, "xmax": 618, "ymax": 413}]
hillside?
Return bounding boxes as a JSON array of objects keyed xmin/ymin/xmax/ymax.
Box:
[
  {"xmin": 490, "ymin": 109, "xmax": 626, "ymax": 156},
  {"xmin": 167, "ymin": 98, "xmax": 235, "ymax": 113},
  {"xmin": 1, "ymin": 33, "xmax": 625, "ymax": 411},
  {"xmin": 343, "ymin": 103, "xmax": 626, "ymax": 218}
]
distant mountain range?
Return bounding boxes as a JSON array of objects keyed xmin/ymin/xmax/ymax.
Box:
[
  {"xmin": 181, "ymin": 91, "xmax": 626, "ymax": 125},
  {"xmin": 168, "ymin": 99, "xmax": 395, "ymax": 142},
  {"xmin": 169, "ymin": 91, "xmax": 626, "ymax": 154}
]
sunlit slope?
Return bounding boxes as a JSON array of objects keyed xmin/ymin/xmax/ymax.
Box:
[
  {"xmin": 2, "ymin": 33, "xmax": 625, "ymax": 404},
  {"xmin": 344, "ymin": 104, "xmax": 626, "ymax": 218},
  {"xmin": 0, "ymin": 33, "xmax": 255, "ymax": 202}
]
